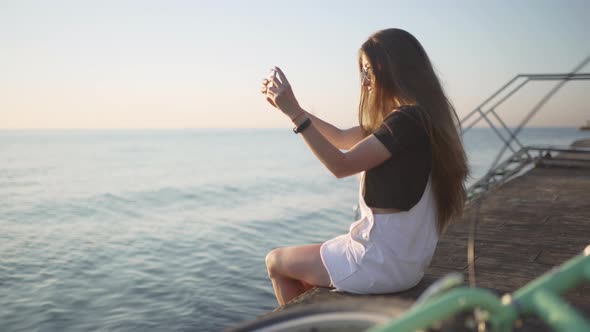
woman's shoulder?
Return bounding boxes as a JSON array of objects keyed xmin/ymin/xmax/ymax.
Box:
[
  {"xmin": 383, "ymin": 105, "xmax": 423, "ymax": 124},
  {"xmin": 380, "ymin": 105, "xmax": 430, "ymax": 142}
]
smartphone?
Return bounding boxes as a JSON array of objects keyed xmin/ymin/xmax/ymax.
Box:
[{"xmin": 266, "ymin": 68, "xmax": 277, "ymax": 91}]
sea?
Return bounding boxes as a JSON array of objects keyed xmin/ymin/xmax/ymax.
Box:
[{"xmin": 1, "ymin": 127, "xmax": 589, "ymax": 331}]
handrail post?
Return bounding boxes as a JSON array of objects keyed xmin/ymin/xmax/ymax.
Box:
[{"xmin": 530, "ymin": 290, "xmax": 590, "ymax": 332}]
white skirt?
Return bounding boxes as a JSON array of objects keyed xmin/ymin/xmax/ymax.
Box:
[{"xmin": 320, "ymin": 175, "xmax": 438, "ymax": 294}]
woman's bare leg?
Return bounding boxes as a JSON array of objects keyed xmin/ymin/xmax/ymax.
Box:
[
  {"xmin": 267, "ymin": 274, "xmax": 306, "ymax": 306},
  {"xmin": 265, "ymin": 244, "xmax": 332, "ymax": 305}
]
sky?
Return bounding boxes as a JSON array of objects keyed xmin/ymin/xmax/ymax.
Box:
[{"xmin": 1, "ymin": 0, "xmax": 589, "ymax": 129}]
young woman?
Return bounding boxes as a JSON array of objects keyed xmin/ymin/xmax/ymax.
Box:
[{"xmin": 260, "ymin": 28, "xmax": 468, "ymax": 306}]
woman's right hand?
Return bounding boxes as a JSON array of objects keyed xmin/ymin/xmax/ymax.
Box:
[
  {"xmin": 260, "ymin": 67, "xmax": 303, "ymax": 120},
  {"xmin": 260, "ymin": 76, "xmax": 278, "ymax": 109}
]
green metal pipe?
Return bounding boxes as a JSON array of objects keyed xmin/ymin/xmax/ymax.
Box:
[
  {"xmin": 530, "ymin": 290, "xmax": 590, "ymax": 332},
  {"xmin": 369, "ymin": 249, "xmax": 589, "ymax": 332},
  {"xmin": 512, "ymin": 252, "xmax": 589, "ymax": 314},
  {"xmin": 367, "ymin": 288, "xmax": 515, "ymax": 332}
]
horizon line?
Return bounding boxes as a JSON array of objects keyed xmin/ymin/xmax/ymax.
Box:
[{"xmin": 0, "ymin": 125, "xmax": 584, "ymax": 131}]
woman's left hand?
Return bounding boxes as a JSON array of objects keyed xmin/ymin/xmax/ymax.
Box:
[{"xmin": 260, "ymin": 67, "xmax": 302, "ymax": 119}]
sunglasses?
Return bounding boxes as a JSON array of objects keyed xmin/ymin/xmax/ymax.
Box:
[{"xmin": 361, "ymin": 66, "xmax": 374, "ymax": 81}]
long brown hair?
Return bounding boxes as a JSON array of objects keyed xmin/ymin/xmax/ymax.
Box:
[{"xmin": 358, "ymin": 28, "xmax": 469, "ymax": 234}]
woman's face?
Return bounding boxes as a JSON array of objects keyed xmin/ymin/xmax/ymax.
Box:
[{"xmin": 361, "ymin": 53, "xmax": 374, "ymax": 93}]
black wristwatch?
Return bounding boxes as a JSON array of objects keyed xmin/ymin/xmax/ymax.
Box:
[{"xmin": 293, "ymin": 118, "xmax": 312, "ymax": 134}]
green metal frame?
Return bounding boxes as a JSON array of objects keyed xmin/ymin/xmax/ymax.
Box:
[{"xmin": 368, "ymin": 245, "xmax": 590, "ymax": 332}]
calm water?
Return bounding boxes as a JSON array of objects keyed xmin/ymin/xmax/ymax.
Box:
[{"xmin": 1, "ymin": 128, "xmax": 589, "ymax": 331}]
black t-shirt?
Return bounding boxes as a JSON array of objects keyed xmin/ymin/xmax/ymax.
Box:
[{"xmin": 364, "ymin": 105, "xmax": 432, "ymax": 210}]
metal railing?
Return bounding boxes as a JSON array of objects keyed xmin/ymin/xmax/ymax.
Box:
[
  {"xmin": 462, "ymin": 56, "xmax": 590, "ymax": 199},
  {"xmin": 468, "ymin": 144, "xmax": 590, "ymax": 199}
]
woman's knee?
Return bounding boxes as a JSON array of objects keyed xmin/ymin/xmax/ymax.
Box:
[
  {"xmin": 265, "ymin": 248, "xmax": 283, "ymax": 277},
  {"xmin": 265, "ymin": 245, "xmax": 328, "ymax": 285}
]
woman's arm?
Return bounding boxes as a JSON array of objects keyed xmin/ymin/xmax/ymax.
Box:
[
  {"xmin": 302, "ymin": 111, "xmax": 365, "ymax": 150},
  {"xmin": 263, "ymin": 67, "xmax": 391, "ymax": 178},
  {"xmin": 294, "ymin": 115, "xmax": 391, "ymax": 178},
  {"xmin": 261, "ymin": 69, "xmax": 364, "ymax": 151}
]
